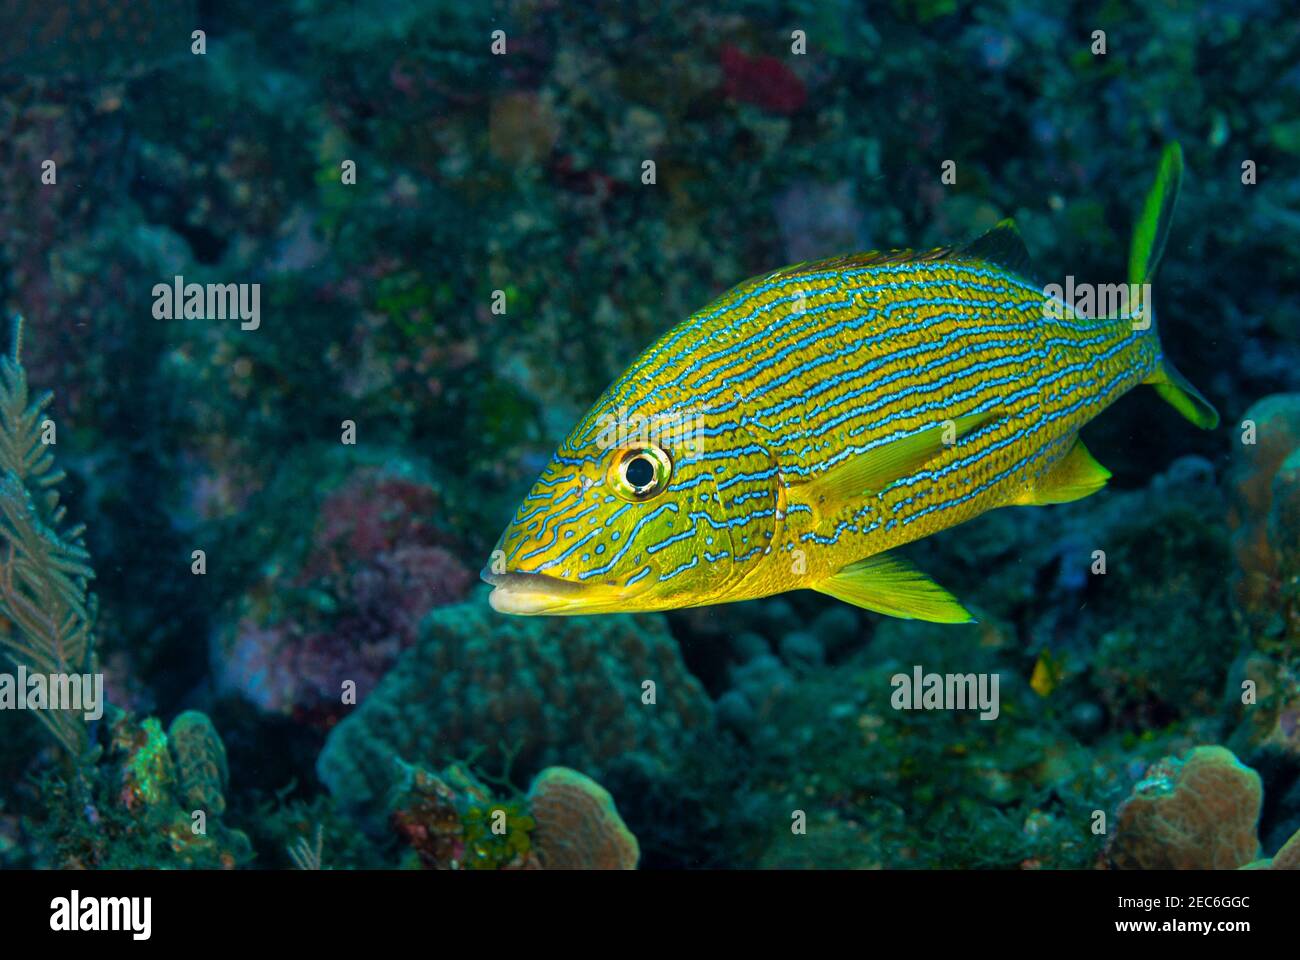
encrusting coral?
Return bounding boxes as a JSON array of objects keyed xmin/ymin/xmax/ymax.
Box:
[
  {"xmin": 0, "ymin": 317, "xmax": 96, "ymax": 757},
  {"xmin": 1107, "ymin": 746, "xmax": 1262, "ymax": 870}
]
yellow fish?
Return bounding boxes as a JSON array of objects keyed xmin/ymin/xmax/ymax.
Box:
[{"xmin": 484, "ymin": 145, "xmax": 1217, "ymax": 619}]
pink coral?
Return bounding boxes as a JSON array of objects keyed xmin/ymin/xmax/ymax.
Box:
[
  {"xmin": 719, "ymin": 44, "xmax": 806, "ymax": 115},
  {"xmin": 213, "ymin": 466, "xmax": 472, "ymax": 727}
]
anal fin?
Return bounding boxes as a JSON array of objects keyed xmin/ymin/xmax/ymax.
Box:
[
  {"xmin": 1012, "ymin": 435, "xmax": 1111, "ymax": 506},
  {"xmin": 811, "ymin": 552, "xmax": 974, "ymax": 623}
]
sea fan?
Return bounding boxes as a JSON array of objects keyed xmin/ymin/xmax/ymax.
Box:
[{"xmin": 0, "ymin": 317, "xmax": 96, "ymax": 756}]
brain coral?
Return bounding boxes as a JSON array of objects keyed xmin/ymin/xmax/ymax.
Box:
[
  {"xmin": 168, "ymin": 710, "xmax": 229, "ymax": 816},
  {"xmin": 1242, "ymin": 827, "xmax": 1300, "ymax": 870},
  {"xmin": 526, "ymin": 767, "xmax": 639, "ymax": 870},
  {"xmin": 317, "ymin": 588, "xmax": 712, "ymax": 815},
  {"xmin": 1108, "ymin": 746, "xmax": 1262, "ymax": 870}
]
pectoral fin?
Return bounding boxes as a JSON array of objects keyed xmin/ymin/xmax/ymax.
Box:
[
  {"xmin": 812, "ymin": 552, "xmax": 974, "ymax": 623},
  {"xmin": 793, "ymin": 410, "xmax": 998, "ymax": 518},
  {"xmin": 1011, "ymin": 435, "xmax": 1111, "ymax": 506}
]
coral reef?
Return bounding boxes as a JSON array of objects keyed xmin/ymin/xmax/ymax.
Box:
[
  {"xmin": 387, "ymin": 761, "xmax": 637, "ymax": 870},
  {"xmin": 1223, "ymin": 396, "xmax": 1300, "ymax": 776},
  {"xmin": 1, "ymin": 0, "xmax": 1299, "ymax": 873},
  {"xmin": 388, "ymin": 761, "xmax": 537, "ymax": 871},
  {"xmin": 724, "ymin": 617, "xmax": 1118, "ymax": 870},
  {"xmin": 1107, "ymin": 746, "xmax": 1262, "ymax": 870},
  {"xmin": 244, "ymin": 791, "xmax": 384, "ymax": 871},
  {"xmin": 211, "ymin": 453, "xmax": 472, "ymax": 727},
  {"xmin": 0, "ymin": 320, "xmax": 96, "ymax": 756},
  {"xmin": 389, "ymin": 762, "xmax": 484, "ymax": 870},
  {"xmin": 1228, "ymin": 394, "xmax": 1300, "ymax": 651},
  {"xmin": 32, "ymin": 708, "xmax": 251, "ymax": 869},
  {"xmin": 169, "ymin": 709, "xmax": 230, "ymax": 816},
  {"xmin": 918, "ymin": 456, "xmax": 1233, "ymax": 732},
  {"xmin": 527, "ymin": 767, "xmax": 639, "ymax": 870},
  {"xmin": 318, "ymin": 589, "xmax": 712, "ymax": 816},
  {"xmin": 1227, "ymin": 655, "xmax": 1300, "ymax": 765},
  {"xmin": 1242, "ymin": 826, "xmax": 1300, "ymax": 870},
  {"xmin": 758, "ymin": 812, "xmax": 883, "ymax": 870}
]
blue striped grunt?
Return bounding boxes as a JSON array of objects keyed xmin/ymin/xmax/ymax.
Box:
[{"xmin": 483, "ymin": 144, "xmax": 1218, "ymax": 620}]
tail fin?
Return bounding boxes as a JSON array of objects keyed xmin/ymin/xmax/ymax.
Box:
[{"xmin": 1132, "ymin": 143, "xmax": 1219, "ymax": 429}]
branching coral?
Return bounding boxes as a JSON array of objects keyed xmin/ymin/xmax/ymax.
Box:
[{"xmin": 0, "ymin": 317, "xmax": 96, "ymax": 756}]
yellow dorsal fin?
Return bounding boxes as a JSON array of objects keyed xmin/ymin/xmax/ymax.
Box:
[
  {"xmin": 1011, "ymin": 435, "xmax": 1111, "ymax": 506},
  {"xmin": 794, "ymin": 410, "xmax": 999, "ymax": 517},
  {"xmin": 811, "ymin": 552, "xmax": 974, "ymax": 623}
]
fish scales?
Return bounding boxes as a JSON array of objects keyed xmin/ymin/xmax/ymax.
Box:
[
  {"xmin": 629, "ymin": 260, "xmax": 1148, "ymax": 584},
  {"xmin": 485, "ymin": 145, "xmax": 1217, "ymax": 619},
  {"xmin": 505, "ymin": 260, "xmax": 1148, "ymax": 601}
]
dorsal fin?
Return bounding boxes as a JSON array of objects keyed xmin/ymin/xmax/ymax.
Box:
[
  {"xmin": 957, "ymin": 219, "xmax": 1036, "ymax": 282},
  {"xmin": 732, "ymin": 219, "xmax": 1034, "ymax": 295},
  {"xmin": 756, "ymin": 246, "xmax": 958, "ymax": 286}
]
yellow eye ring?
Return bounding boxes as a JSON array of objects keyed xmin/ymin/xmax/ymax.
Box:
[{"xmin": 608, "ymin": 445, "xmax": 672, "ymax": 501}]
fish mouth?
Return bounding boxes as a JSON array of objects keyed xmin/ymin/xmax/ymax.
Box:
[{"xmin": 480, "ymin": 565, "xmax": 653, "ymax": 616}]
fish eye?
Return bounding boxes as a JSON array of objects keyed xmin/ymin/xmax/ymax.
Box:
[
  {"xmin": 608, "ymin": 445, "xmax": 672, "ymax": 501},
  {"xmin": 625, "ymin": 456, "xmax": 655, "ymax": 489}
]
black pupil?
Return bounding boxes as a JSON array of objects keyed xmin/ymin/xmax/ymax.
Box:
[{"xmin": 625, "ymin": 456, "xmax": 655, "ymax": 489}]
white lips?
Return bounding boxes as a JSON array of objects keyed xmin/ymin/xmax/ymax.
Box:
[
  {"xmin": 480, "ymin": 564, "xmax": 658, "ymax": 616},
  {"xmin": 487, "ymin": 583, "xmax": 571, "ymax": 615}
]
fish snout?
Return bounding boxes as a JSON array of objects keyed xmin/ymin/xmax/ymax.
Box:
[
  {"xmin": 479, "ymin": 561, "xmax": 659, "ymax": 615},
  {"xmin": 480, "ymin": 566, "xmax": 593, "ymax": 615}
]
